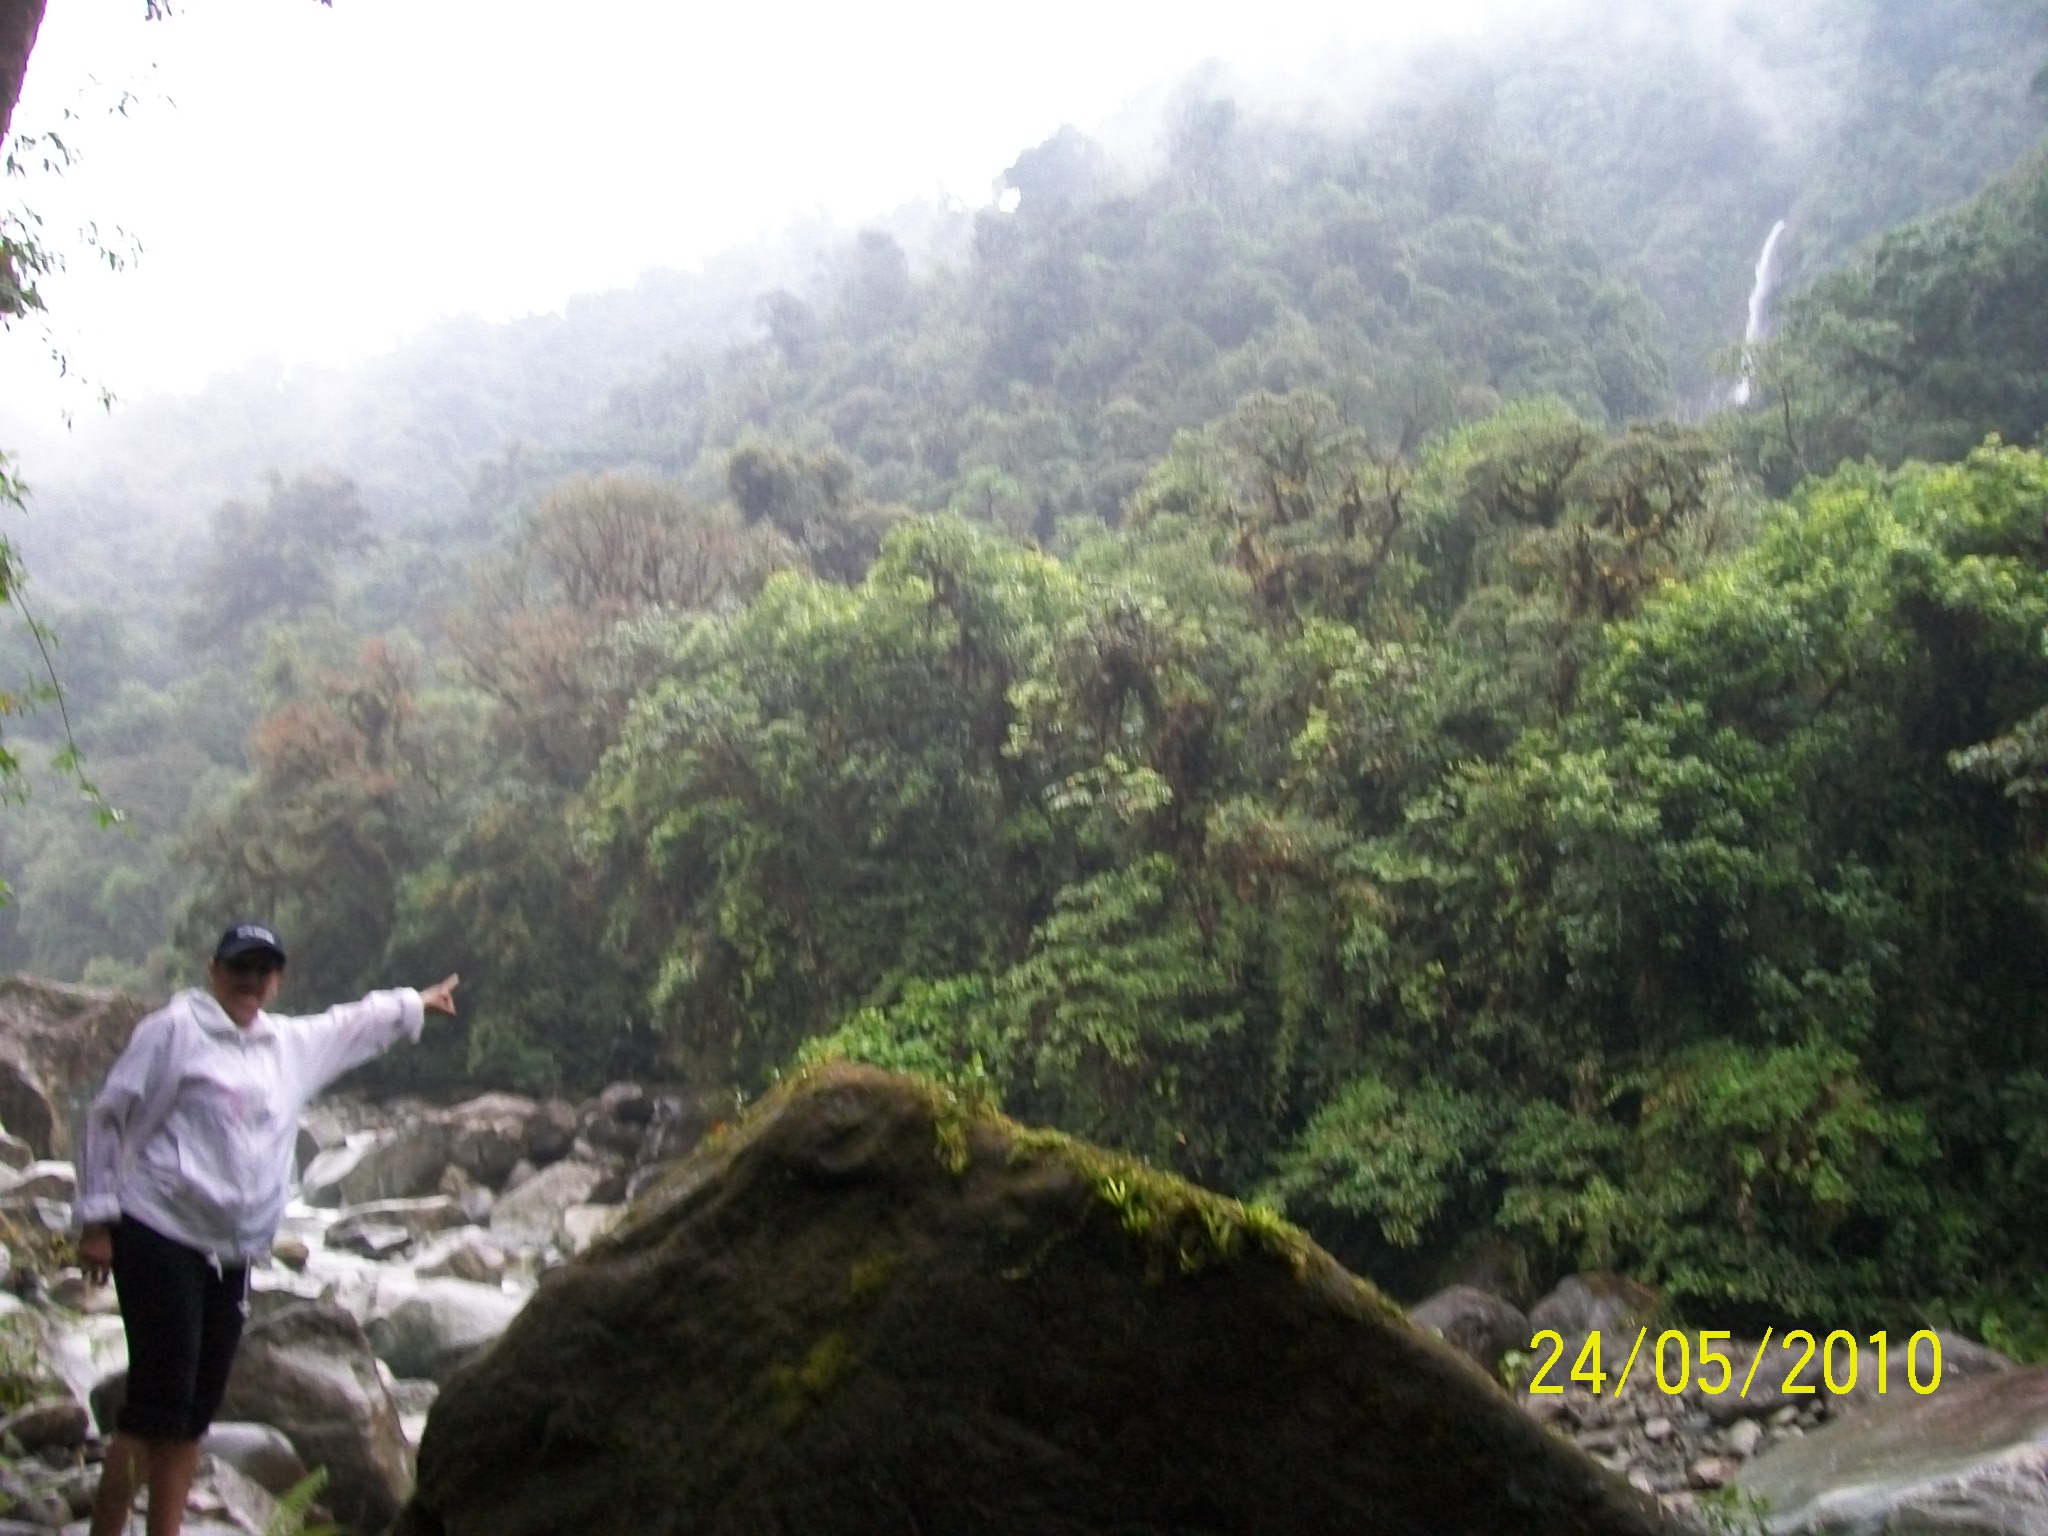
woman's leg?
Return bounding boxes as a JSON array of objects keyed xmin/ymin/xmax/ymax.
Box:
[
  {"xmin": 143, "ymin": 1437, "xmax": 202, "ymax": 1536},
  {"xmin": 184, "ymin": 1258, "xmax": 249, "ymax": 1438},
  {"xmin": 87, "ymin": 1433, "xmax": 204, "ymax": 1536},
  {"xmin": 88, "ymin": 1430, "xmax": 146, "ymax": 1535},
  {"xmin": 96, "ymin": 1220, "xmax": 234, "ymax": 1536}
]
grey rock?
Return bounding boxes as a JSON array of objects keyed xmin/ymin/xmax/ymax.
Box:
[
  {"xmin": 0, "ymin": 1467, "xmax": 68, "ymax": 1527},
  {"xmin": 1828, "ymin": 1329, "xmax": 2015, "ymax": 1419},
  {"xmin": 560, "ymin": 1204, "xmax": 622, "ymax": 1256},
  {"xmin": 46, "ymin": 1461, "xmax": 99, "ymax": 1517},
  {"xmin": 596, "ymin": 1081, "xmax": 655, "ymax": 1126},
  {"xmin": 412, "ymin": 1229, "xmax": 508, "ymax": 1286},
  {"xmin": 527, "ymin": 1100, "xmax": 577, "ymax": 1164},
  {"xmin": 329, "ymin": 1196, "xmax": 466, "ymax": 1250},
  {"xmin": 1409, "ymin": 1284, "xmax": 1530, "ymax": 1372},
  {"xmin": 0, "ymin": 1195, "xmax": 71, "ymax": 1233},
  {"xmin": 0, "ymin": 976, "xmax": 149, "ymax": 1160},
  {"xmin": 443, "ymin": 1097, "xmax": 535, "ymax": 1188},
  {"xmin": 201, "ymin": 1421, "xmax": 308, "ymax": 1500},
  {"xmin": 1688, "ymin": 1456, "xmax": 1739, "ymax": 1490},
  {"xmin": 0, "ymin": 1395, "xmax": 87, "ymax": 1454},
  {"xmin": 363, "ymin": 1278, "xmax": 525, "ymax": 1384},
  {"xmin": 301, "ymin": 1124, "xmax": 453, "ymax": 1208},
  {"xmin": 44, "ymin": 1271, "xmax": 118, "ymax": 1314},
  {"xmin": 327, "ymin": 1221, "xmax": 415, "ymax": 1261},
  {"xmin": 1735, "ymin": 1364, "xmax": 2048, "ymax": 1535},
  {"xmin": 248, "ymin": 1268, "xmax": 327, "ymax": 1322},
  {"xmin": 388, "ymin": 1065, "xmax": 1679, "ymax": 1536},
  {"xmin": 216, "ymin": 1302, "xmax": 414, "ymax": 1534},
  {"xmin": 1528, "ymin": 1272, "xmax": 1662, "ymax": 1339},
  {"xmin": 386, "ymin": 1378, "xmax": 440, "ymax": 1419},
  {"xmin": 488, "ymin": 1158, "xmax": 608, "ymax": 1248},
  {"xmin": 270, "ymin": 1234, "xmax": 310, "ymax": 1272},
  {"xmin": 577, "ymin": 1110, "xmax": 640, "ymax": 1158},
  {"xmin": 1, "ymin": 1160, "xmax": 76, "ymax": 1203}
]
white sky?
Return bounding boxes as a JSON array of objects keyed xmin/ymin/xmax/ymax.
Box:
[{"xmin": 0, "ymin": 0, "xmax": 1519, "ymax": 420}]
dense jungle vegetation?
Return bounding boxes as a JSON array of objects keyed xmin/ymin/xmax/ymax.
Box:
[{"xmin": 2, "ymin": 0, "xmax": 2046, "ymax": 1347}]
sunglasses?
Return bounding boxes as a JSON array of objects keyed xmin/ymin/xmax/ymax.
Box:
[{"xmin": 223, "ymin": 956, "xmax": 284, "ymax": 977}]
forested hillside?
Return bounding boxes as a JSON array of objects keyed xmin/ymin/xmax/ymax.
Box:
[{"xmin": 2, "ymin": 0, "xmax": 2046, "ymax": 1347}]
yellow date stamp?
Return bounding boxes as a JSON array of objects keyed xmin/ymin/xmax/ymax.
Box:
[{"xmin": 1526, "ymin": 1327, "xmax": 1945, "ymax": 1398}]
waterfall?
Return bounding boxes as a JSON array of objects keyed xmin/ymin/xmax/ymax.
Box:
[{"xmin": 1730, "ymin": 218, "xmax": 1788, "ymax": 407}]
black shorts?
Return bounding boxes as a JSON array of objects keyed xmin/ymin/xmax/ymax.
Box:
[{"xmin": 109, "ymin": 1216, "xmax": 251, "ymax": 1442}]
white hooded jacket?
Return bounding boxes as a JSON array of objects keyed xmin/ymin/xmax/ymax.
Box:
[{"xmin": 78, "ymin": 986, "xmax": 425, "ymax": 1263}]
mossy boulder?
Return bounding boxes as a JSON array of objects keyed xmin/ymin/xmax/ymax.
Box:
[{"xmin": 391, "ymin": 1064, "xmax": 1675, "ymax": 1536}]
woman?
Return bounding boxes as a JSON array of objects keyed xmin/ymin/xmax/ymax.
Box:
[{"xmin": 75, "ymin": 921, "xmax": 460, "ymax": 1536}]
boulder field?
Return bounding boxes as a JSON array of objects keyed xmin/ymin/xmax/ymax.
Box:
[{"xmin": 392, "ymin": 1062, "xmax": 1675, "ymax": 1536}]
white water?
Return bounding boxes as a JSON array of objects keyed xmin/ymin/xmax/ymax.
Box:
[{"xmin": 1730, "ymin": 218, "xmax": 1789, "ymax": 406}]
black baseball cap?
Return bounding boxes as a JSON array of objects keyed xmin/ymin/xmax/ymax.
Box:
[{"xmin": 214, "ymin": 922, "xmax": 287, "ymax": 967}]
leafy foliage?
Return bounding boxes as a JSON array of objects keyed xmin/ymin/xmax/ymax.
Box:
[
  {"xmin": 1734, "ymin": 154, "xmax": 2048, "ymax": 491},
  {"xmin": 3, "ymin": 14, "xmax": 2048, "ymax": 1345}
]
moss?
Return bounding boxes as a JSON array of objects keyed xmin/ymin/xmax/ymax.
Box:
[
  {"xmin": 768, "ymin": 1330, "xmax": 856, "ymax": 1429},
  {"xmin": 928, "ymin": 1074, "xmax": 1004, "ymax": 1174},
  {"xmin": 0, "ymin": 1313, "xmax": 44, "ymax": 1412},
  {"xmin": 933, "ymin": 1112, "xmax": 973, "ymax": 1174},
  {"xmin": 848, "ymin": 1250, "xmax": 899, "ymax": 1306},
  {"xmin": 630, "ymin": 1064, "xmax": 1379, "ymax": 1332},
  {"xmin": 1005, "ymin": 1126, "xmax": 1323, "ymax": 1284}
]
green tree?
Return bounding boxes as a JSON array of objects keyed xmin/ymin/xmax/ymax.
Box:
[
  {"xmin": 179, "ymin": 630, "xmax": 466, "ymax": 1008},
  {"xmin": 180, "ymin": 471, "xmax": 374, "ymax": 648},
  {"xmin": 584, "ymin": 517, "xmax": 1070, "ymax": 1085},
  {"xmin": 1734, "ymin": 154, "xmax": 2048, "ymax": 492}
]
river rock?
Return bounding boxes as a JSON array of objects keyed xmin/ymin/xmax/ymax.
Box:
[
  {"xmin": 1726, "ymin": 1418, "xmax": 1766, "ymax": 1457},
  {"xmin": 486, "ymin": 1157, "xmax": 609, "ymax": 1248},
  {"xmin": 437, "ymin": 1163, "xmax": 493, "ymax": 1224},
  {"xmin": 271, "ymin": 1234, "xmax": 311, "ymax": 1272},
  {"xmin": 623, "ymin": 1087, "xmax": 737, "ymax": 1199},
  {"xmin": 201, "ymin": 1421, "xmax": 309, "ymax": 1499},
  {"xmin": 528, "ymin": 1100, "xmax": 578, "ymax": 1164},
  {"xmin": 0, "ymin": 1193, "xmax": 71, "ymax": 1233},
  {"xmin": 191, "ymin": 1453, "xmax": 286, "ymax": 1534},
  {"xmin": 443, "ymin": 1095, "xmax": 539, "ymax": 1187},
  {"xmin": 301, "ymin": 1124, "xmax": 454, "ymax": 1208},
  {"xmin": 1410, "ymin": 1284, "xmax": 1530, "ymax": 1371},
  {"xmin": 328, "ymin": 1196, "xmax": 467, "ymax": 1249},
  {"xmin": 596, "ymin": 1080, "xmax": 655, "ymax": 1126},
  {"xmin": 0, "ymin": 1160, "xmax": 76, "ymax": 1203},
  {"xmin": 412, "ymin": 1229, "xmax": 508, "ymax": 1286},
  {"xmin": 559, "ymin": 1203, "xmax": 621, "ymax": 1255},
  {"xmin": 1529, "ymin": 1272, "xmax": 1663, "ymax": 1342},
  {"xmin": 44, "ymin": 1269, "xmax": 118, "ymax": 1314},
  {"xmin": 0, "ymin": 1394, "xmax": 86, "ymax": 1454},
  {"xmin": 392, "ymin": 1064, "xmax": 1679, "ymax": 1536},
  {"xmin": 576, "ymin": 1108, "xmax": 641, "ymax": 1158},
  {"xmin": 327, "ymin": 1221, "xmax": 414, "ymax": 1261},
  {"xmin": 1734, "ymin": 1364, "xmax": 2048, "ymax": 1534},
  {"xmin": 215, "ymin": 1302, "xmax": 413, "ymax": 1534},
  {"xmin": 362, "ymin": 1277, "xmax": 525, "ymax": 1384},
  {"xmin": 1826, "ymin": 1329, "xmax": 2015, "ymax": 1418},
  {"xmin": 249, "ymin": 1268, "xmax": 327, "ymax": 1321},
  {"xmin": 0, "ymin": 976, "xmax": 148, "ymax": 1160},
  {"xmin": 299, "ymin": 1102, "xmax": 348, "ymax": 1153},
  {"xmin": 0, "ymin": 1461, "xmax": 69, "ymax": 1526}
]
